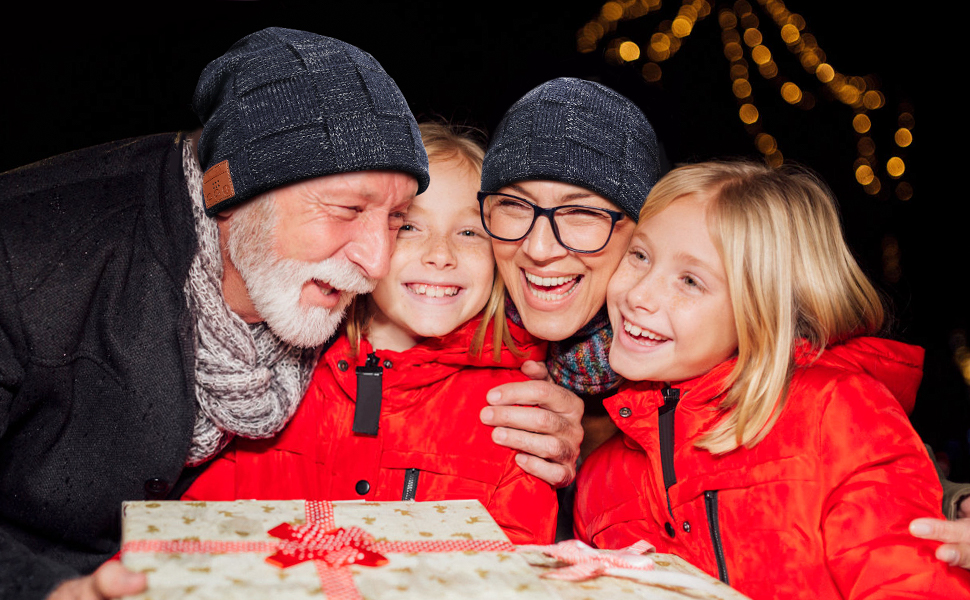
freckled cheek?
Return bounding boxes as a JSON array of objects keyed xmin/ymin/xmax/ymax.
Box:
[
  {"xmin": 666, "ymin": 294, "xmax": 695, "ymax": 312},
  {"xmin": 455, "ymin": 245, "xmax": 496, "ymax": 286}
]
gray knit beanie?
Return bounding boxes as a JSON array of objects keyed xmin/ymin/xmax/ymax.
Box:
[
  {"xmin": 193, "ymin": 27, "xmax": 430, "ymax": 216},
  {"xmin": 481, "ymin": 77, "xmax": 660, "ymax": 220}
]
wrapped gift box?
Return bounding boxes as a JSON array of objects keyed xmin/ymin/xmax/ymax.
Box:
[
  {"xmin": 121, "ymin": 499, "xmax": 558, "ymax": 600},
  {"xmin": 121, "ymin": 499, "xmax": 747, "ymax": 600}
]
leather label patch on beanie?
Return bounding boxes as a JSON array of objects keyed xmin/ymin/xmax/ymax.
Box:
[{"xmin": 202, "ymin": 160, "xmax": 236, "ymax": 210}]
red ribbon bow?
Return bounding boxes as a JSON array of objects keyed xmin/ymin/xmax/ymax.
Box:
[{"xmin": 265, "ymin": 522, "xmax": 388, "ymax": 569}]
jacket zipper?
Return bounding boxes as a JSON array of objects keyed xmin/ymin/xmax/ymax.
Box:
[
  {"xmin": 402, "ymin": 468, "xmax": 420, "ymax": 501},
  {"xmin": 704, "ymin": 490, "xmax": 730, "ymax": 584},
  {"xmin": 658, "ymin": 385, "xmax": 680, "ymax": 517}
]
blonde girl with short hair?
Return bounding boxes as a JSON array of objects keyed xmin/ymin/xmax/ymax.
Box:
[
  {"xmin": 574, "ymin": 160, "xmax": 970, "ymax": 598},
  {"xmin": 185, "ymin": 121, "xmax": 557, "ymax": 544}
]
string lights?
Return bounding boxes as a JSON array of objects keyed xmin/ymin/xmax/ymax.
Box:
[{"xmin": 577, "ymin": 0, "xmax": 914, "ymax": 202}]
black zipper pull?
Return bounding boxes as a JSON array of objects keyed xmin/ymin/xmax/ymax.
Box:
[
  {"xmin": 659, "ymin": 385, "xmax": 681, "ymax": 518},
  {"xmin": 352, "ymin": 352, "xmax": 383, "ymax": 435}
]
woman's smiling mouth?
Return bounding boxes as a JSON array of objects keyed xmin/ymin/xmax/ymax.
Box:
[{"xmin": 524, "ymin": 271, "xmax": 581, "ymax": 301}]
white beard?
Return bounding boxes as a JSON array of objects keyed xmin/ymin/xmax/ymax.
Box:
[{"xmin": 227, "ymin": 197, "xmax": 376, "ymax": 348}]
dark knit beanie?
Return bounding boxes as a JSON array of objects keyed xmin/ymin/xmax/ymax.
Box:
[
  {"xmin": 481, "ymin": 77, "xmax": 660, "ymax": 221},
  {"xmin": 193, "ymin": 27, "xmax": 430, "ymax": 216}
]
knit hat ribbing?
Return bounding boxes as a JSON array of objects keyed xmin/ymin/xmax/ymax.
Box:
[
  {"xmin": 481, "ymin": 77, "xmax": 660, "ymax": 220},
  {"xmin": 193, "ymin": 27, "xmax": 429, "ymax": 216}
]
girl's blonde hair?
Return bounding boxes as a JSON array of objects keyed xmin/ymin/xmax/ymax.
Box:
[
  {"xmin": 346, "ymin": 120, "xmax": 520, "ymax": 361},
  {"xmin": 641, "ymin": 160, "xmax": 885, "ymax": 454}
]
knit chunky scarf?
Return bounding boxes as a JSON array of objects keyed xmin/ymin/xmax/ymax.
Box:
[
  {"xmin": 181, "ymin": 138, "xmax": 318, "ymax": 466},
  {"xmin": 505, "ymin": 298, "xmax": 620, "ymax": 397}
]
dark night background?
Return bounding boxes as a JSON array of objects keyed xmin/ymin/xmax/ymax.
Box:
[{"xmin": 2, "ymin": 3, "xmax": 966, "ymax": 477}]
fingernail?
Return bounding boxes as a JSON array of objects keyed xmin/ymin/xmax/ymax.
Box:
[
  {"xmin": 939, "ymin": 547, "xmax": 959, "ymax": 564},
  {"xmin": 486, "ymin": 390, "xmax": 501, "ymax": 404},
  {"xmin": 909, "ymin": 520, "xmax": 932, "ymax": 536},
  {"xmin": 514, "ymin": 453, "xmax": 527, "ymax": 466},
  {"xmin": 481, "ymin": 407, "xmax": 493, "ymax": 423},
  {"xmin": 493, "ymin": 428, "xmax": 507, "ymax": 442}
]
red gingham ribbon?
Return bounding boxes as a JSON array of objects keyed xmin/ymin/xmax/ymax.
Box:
[{"xmin": 122, "ymin": 501, "xmax": 516, "ymax": 600}]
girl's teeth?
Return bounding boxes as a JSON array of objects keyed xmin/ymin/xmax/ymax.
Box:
[
  {"xmin": 409, "ymin": 284, "xmax": 459, "ymax": 298},
  {"xmin": 624, "ymin": 320, "xmax": 667, "ymax": 341}
]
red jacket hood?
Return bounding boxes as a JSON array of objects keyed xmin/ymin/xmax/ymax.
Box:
[
  {"xmin": 810, "ymin": 337, "xmax": 924, "ymax": 414},
  {"xmin": 624, "ymin": 336, "xmax": 924, "ymax": 415}
]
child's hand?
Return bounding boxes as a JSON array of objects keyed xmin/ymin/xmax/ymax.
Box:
[
  {"xmin": 910, "ymin": 517, "xmax": 970, "ymax": 569},
  {"xmin": 480, "ymin": 360, "xmax": 584, "ymax": 488},
  {"xmin": 48, "ymin": 561, "xmax": 147, "ymax": 600}
]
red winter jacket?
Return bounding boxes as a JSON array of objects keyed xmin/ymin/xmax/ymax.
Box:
[
  {"xmin": 574, "ymin": 337, "xmax": 970, "ymax": 599},
  {"xmin": 184, "ymin": 317, "xmax": 557, "ymax": 544}
]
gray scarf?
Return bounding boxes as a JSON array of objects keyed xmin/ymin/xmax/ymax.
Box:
[{"xmin": 181, "ymin": 139, "xmax": 317, "ymax": 466}]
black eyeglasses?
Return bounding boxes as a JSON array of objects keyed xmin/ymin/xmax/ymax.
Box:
[{"xmin": 477, "ymin": 192, "xmax": 626, "ymax": 254}]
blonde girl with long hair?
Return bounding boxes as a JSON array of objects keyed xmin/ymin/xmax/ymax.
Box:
[{"xmin": 574, "ymin": 160, "xmax": 970, "ymax": 598}]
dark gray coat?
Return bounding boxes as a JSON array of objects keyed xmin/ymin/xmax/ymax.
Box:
[{"xmin": 0, "ymin": 133, "xmax": 199, "ymax": 599}]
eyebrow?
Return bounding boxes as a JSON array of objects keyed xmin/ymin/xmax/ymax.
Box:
[
  {"xmin": 507, "ymin": 184, "xmax": 595, "ymax": 204},
  {"xmin": 636, "ymin": 230, "xmax": 726, "ymax": 284},
  {"xmin": 672, "ymin": 251, "xmax": 726, "ymax": 283}
]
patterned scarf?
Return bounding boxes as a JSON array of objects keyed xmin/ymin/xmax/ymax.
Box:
[
  {"xmin": 505, "ymin": 298, "xmax": 620, "ymax": 397},
  {"xmin": 181, "ymin": 138, "xmax": 318, "ymax": 466}
]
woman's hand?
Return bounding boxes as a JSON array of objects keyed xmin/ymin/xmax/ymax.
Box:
[
  {"xmin": 910, "ymin": 517, "xmax": 970, "ymax": 569},
  {"xmin": 480, "ymin": 360, "xmax": 584, "ymax": 488}
]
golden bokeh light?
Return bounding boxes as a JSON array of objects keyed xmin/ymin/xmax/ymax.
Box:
[
  {"xmin": 896, "ymin": 181, "xmax": 913, "ymax": 201},
  {"xmin": 718, "ymin": 9, "xmax": 738, "ymax": 28},
  {"xmin": 852, "ymin": 114, "xmax": 871, "ymax": 134},
  {"xmin": 652, "ymin": 32, "xmax": 672, "ymax": 52},
  {"xmin": 857, "ymin": 137, "xmax": 875, "ymax": 156},
  {"xmin": 800, "ymin": 51, "xmax": 821, "ymax": 70},
  {"xmin": 759, "ymin": 61, "xmax": 778, "ymax": 78},
  {"xmin": 895, "ymin": 128, "xmax": 913, "ymax": 147},
  {"xmin": 899, "ymin": 111, "xmax": 915, "ymax": 129},
  {"xmin": 722, "ymin": 28, "xmax": 740, "ymax": 44},
  {"xmin": 887, "ymin": 157, "xmax": 906, "ymax": 178},
  {"xmin": 756, "ymin": 132, "xmax": 777, "ymax": 154},
  {"xmin": 751, "ymin": 44, "xmax": 772, "ymax": 65},
  {"xmin": 864, "ymin": 178, "xmax": 882, "ymax": 195},
  {"xmin": 723, "ymin": 41, "xmax": 743, "ymax": 60},
  {"xmin": 781, "ymin": 82, "xmax": 802, "ymax": 104},
  {"xmin": 739, "ymin": 103, "xmax": 760, "ymax": 124},
  {"xmin": 815, "ymin": 63, "xmax": 835, "ymax": 82},
  {"xmin": 780, "ymin": 23, "xmax": 800, "ymax": 43},
  {"xmin": 619, "ymin": 40, "xmax": 641, "ymax": 61},
  {"xmin": 766, "ymin": 149, "xmax": 784, "ymax": 167},
  {"xmin": 672, "ymin": 16, "xmax": 694, "ymax": 37},
  {"xmin": 730, "ymin": 63, "xmax": 749, "ymax": 80},
  {"xmin": 743, "ymin": 28, "xmax": 763, "ymax": 47},
  {"xmin": 733, "ymin": 78, "xmax": 752, "ymax": 98},
  {"xmin": 642, "ymin": 61, "xmax": 662, "ymax": 82},
  {"xmin": 863, "ymin": 90, "xmax": 885, "ymax": 110},
  {"xmin": 601, "ymin": 1, "xmax": 624, "ymax": 21},
  {"xmin": 855, "ymin": 164, "xmax": 875, "ymax": 185}
]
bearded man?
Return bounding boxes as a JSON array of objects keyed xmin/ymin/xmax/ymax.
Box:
[{"xmin": 0, "ymin": 28, "xmax": 582, "ymax": 600}]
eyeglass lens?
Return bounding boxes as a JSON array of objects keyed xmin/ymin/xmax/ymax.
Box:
[{"xmin": 481, "ymin": 194, "xmax": 616, "ymax": 253}]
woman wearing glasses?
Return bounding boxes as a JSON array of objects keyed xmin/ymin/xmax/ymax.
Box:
[{"xmin": 477, "ymin": 78, "xmax": 662, "ymax": 487}]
